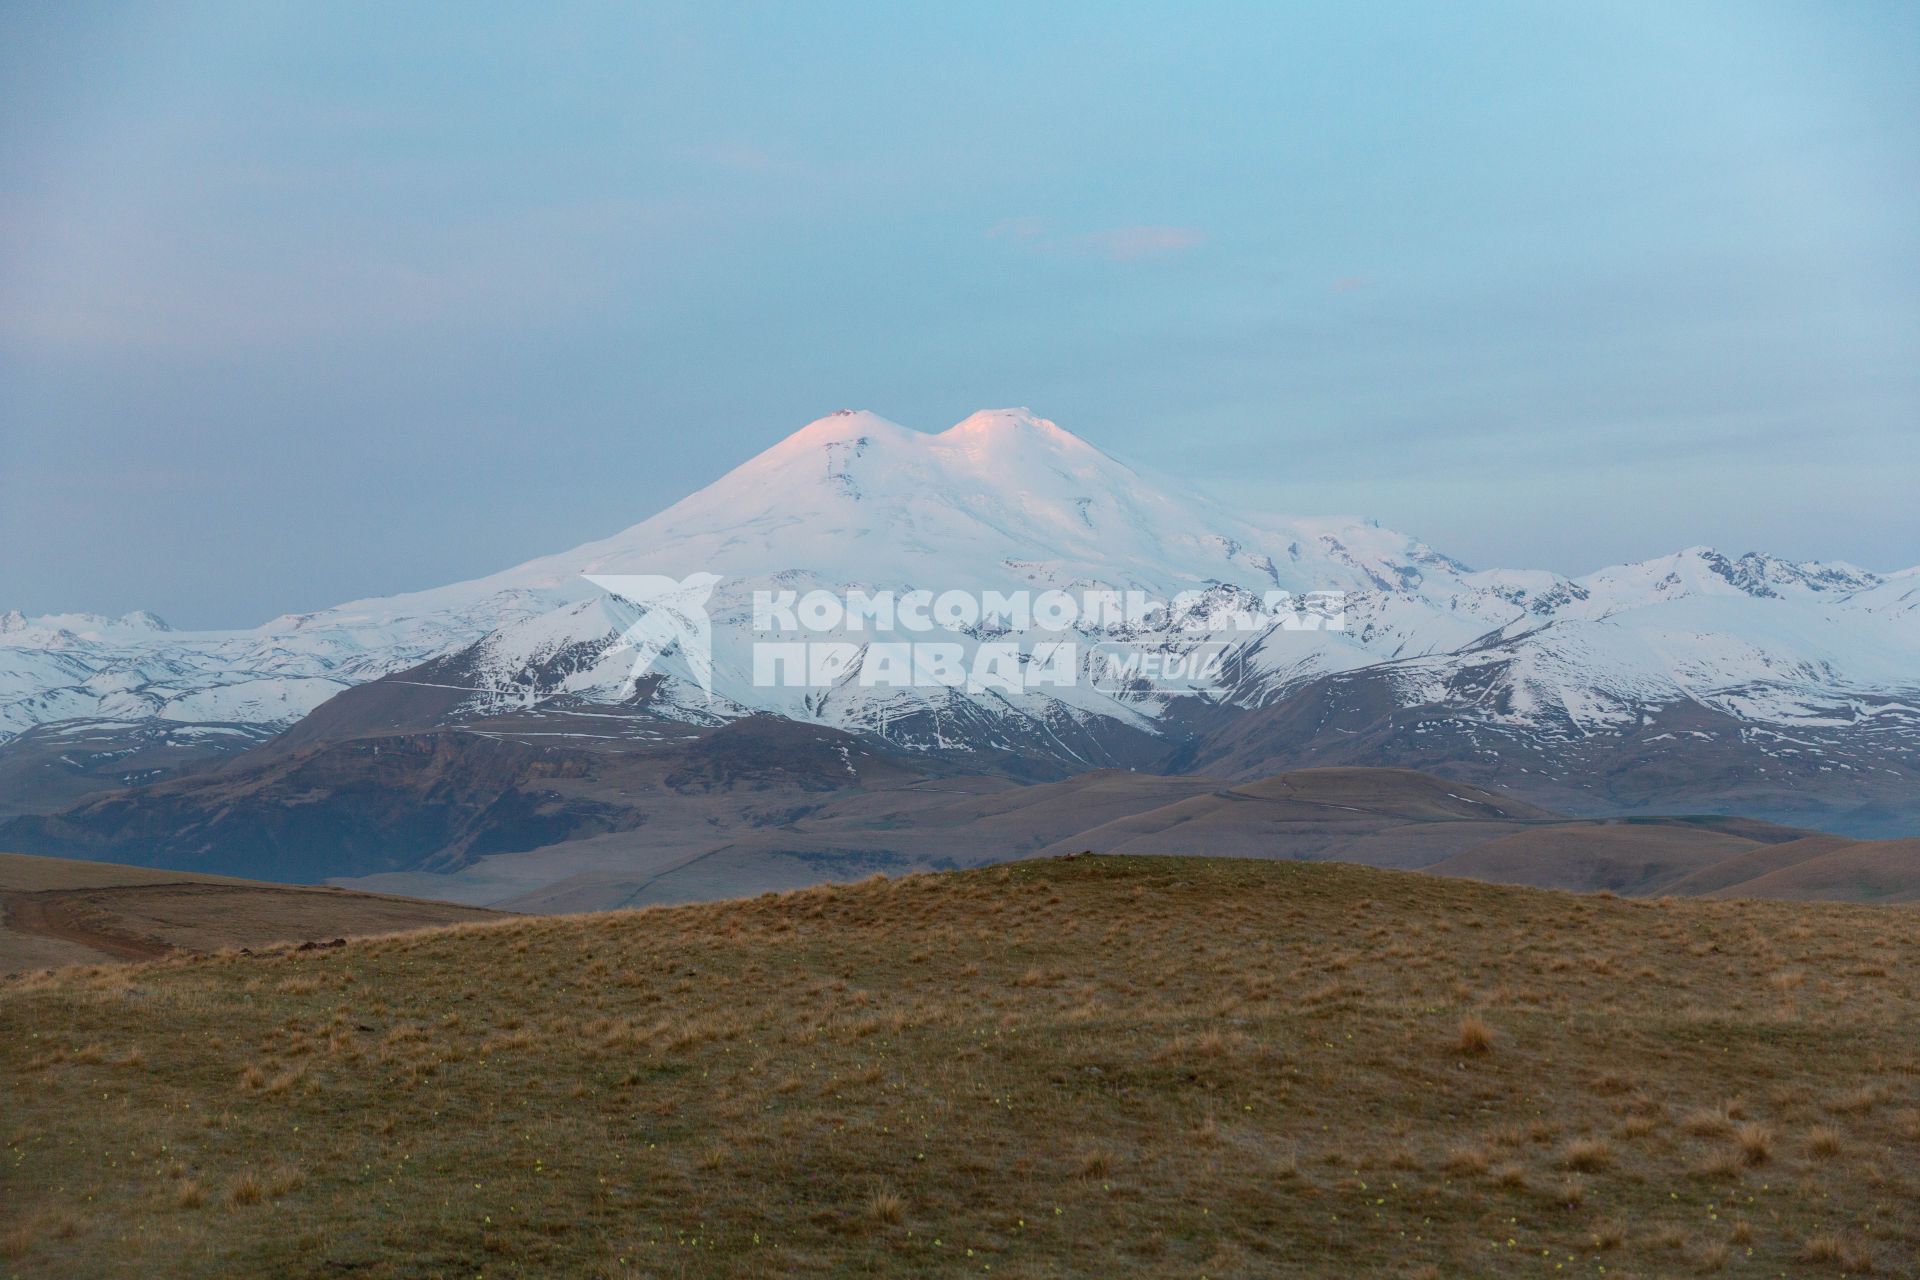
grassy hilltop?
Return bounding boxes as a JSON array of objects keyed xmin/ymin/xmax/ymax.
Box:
[{"xmin": 3, "ymin": 856, "xmax": 1916, "ymax": 1278}]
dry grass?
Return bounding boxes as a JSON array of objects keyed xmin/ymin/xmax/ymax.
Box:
[
  {"xmin": 1075, "ymin": 1148, "xmax": 1115, "ymax": 1179},
  {"xmin": 1798, "ymin": 1231, "xmax": 1877, "ymax": 1271},
  {"xmin": 862, "ymin": 1187, "xmax": 906, "ymax": 1226},
  {"xmin": 3, "ymin": 855, "xmax": 1917, "ymax": 1278},
  {"xmin": 1734, "ymin": 1122, "xmax": 1773, "ymax": 1166},
  {"xmin": 1682, "ymin": 1099, "xmax": 1742, "ymax": 1136},
  {"xmin": 1560, "ymin": 1136, "xmax": 1612, "ymax": 1172},
  {"xmin": 1453, "ymin": 1013, "xmax": 1495, "ymax": 1055}
]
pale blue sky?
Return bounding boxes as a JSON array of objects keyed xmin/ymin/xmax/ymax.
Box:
[{"xmin": 2, "ymin": 1, "xmax": 1916, "ymax": 626}]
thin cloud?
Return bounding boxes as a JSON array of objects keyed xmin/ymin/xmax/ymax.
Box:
[
  {"xmin": 986, "ymin": 219, "xmax": 1205, "ymax": 261},
  {"xmin": 0, "ymin": 195, "xmax": 677, "ymax": 353},
  {"xmin": 1079, "ymin": 225, "xmax": 1207, "ymax": 261}
]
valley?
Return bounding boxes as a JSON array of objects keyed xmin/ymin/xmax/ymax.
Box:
[{"xmin": 7, "ymin": 713, "xmax": 1914, "ymax": 912}]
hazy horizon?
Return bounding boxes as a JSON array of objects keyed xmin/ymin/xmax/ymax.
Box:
[{"xmin": 4, "ymin": 2, "xmax": 1917, "ymax": 627}]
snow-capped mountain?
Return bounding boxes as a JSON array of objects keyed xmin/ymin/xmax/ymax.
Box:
[
  {"xmin": 405, "ymin": 408, "xmax": 1541, "ymax": 749},
  {"xmin": 3, "ymin": 408, "xmax": 1915, "ymax": 827},
  {"xmin": 0, "ymin": 408, "xmax": 1495, "ymax": 749}
]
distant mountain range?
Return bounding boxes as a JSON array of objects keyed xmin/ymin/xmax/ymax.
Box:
[
  {"xmin": 9, "ymin": 715, "xmax": 1916, "ymax": 909},
  {"xmin": 3, "ymin": 408, "xmax": 1917, "ymax": 861}
]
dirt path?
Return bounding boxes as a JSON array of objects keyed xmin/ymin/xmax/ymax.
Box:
[
  {"xmin": 0, "ymin": 889, "xmax": 177, "ymax": 962},
  {"xmin": 3, "ymin": 878, "xmax": 514, "ymax": 973}
]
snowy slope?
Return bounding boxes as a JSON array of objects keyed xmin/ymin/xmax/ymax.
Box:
[
  {"xmin": 407, "ymin": 409, "xmax": 1535, "ymax": 752},
  {"xmin": 2, "ymin": 409, "xmax": 1915, "ymax": 793},
  {"xmin": 1404, "ymin": 548, "xmax": 1919, "ymax": 732}
]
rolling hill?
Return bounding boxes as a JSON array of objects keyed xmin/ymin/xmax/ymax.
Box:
[{"xmin": 3, "ymin": 856, "xmax": 1915, "ymax": 1277}]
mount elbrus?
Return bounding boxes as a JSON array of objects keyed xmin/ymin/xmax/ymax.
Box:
[{"xmin": 3, "ymin": 410, "xmax": 1915, "ymax": 880}]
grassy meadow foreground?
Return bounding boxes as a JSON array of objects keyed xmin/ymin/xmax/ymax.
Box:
[{"xmin": 3, "ymin": 856, "xmax": 1917, "ymax": 1278}]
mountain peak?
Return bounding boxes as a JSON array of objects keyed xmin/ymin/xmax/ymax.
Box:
[
  {"xmin": 1579, "ymin": 544, "xmax": 1883, "ymax": 609},
  {"xmin": 781, "ymin": 409, "xmax": 913, "ymax": 447},
  {"xmin": 943, "ymin": 407, "xmax": 1053, "ymax": 435},
  {"xmin": 771, "ymin": 407, "xmax": 1094, "ymax": 457},
  {"xmin": 941, "ymin": 407, "xmax": 1102, "ymax": 450}
]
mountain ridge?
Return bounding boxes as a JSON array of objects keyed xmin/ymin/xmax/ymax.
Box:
[{"xmin": 3, "ymin": 408, "xmax": 1916, "ymax": 834}]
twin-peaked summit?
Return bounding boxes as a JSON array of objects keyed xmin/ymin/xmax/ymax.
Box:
[{"xmin": 591, "ymin": 407, "xmax": 1337, "ymax": 594}]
